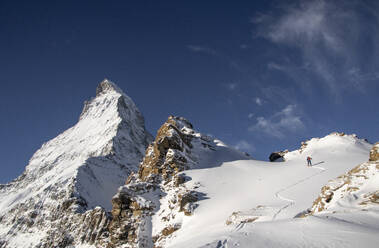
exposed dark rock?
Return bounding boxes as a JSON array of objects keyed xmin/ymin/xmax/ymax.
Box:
[
  {"xmin": 96, "ymin": 79, "xmax": 122, "ymax": 96},
  {"xmin": 269, "ymin": 150, "xmax": 288, "ymax": 162},
  {"xmin": 106, "ymin": 116, "xmax": 203, "ymax": 247},
  {"xmin": 137, "ymin": 116, "xmax": 194, "ymax": 182},
  {"xmin": 369, "ymin": 142, "xmax": 379, "ymax": 161},
  {"xmin": 179, "ymin": 191, "xmax": 198, "ymax": 216},
  {"xmin": 161, "ymin": 224, "xmax": 181, "ymax": 236}
]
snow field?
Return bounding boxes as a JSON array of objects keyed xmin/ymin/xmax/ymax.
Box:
[{"xmin": 164, "ymin": 133, "xmax": 376, "ymax": 247}]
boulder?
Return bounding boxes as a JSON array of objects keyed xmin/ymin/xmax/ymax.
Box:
[{"xmin": 269, "ymin": 150, "xmax": 288, "ymax": 162}]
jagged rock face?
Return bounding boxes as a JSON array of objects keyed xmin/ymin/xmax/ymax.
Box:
[
  {"xmin": 107, "ymin": 183, "xmax": 158, "ymax": 248},
  {"xmin": 105, "ymin": 116, "xmax": 199, "ymax": 247},
  {"xmin": 105, "ymin": 116, "xmax": 242, "ymax": 248},
  {"xmin": 309, "ymin": 143, "xmax": 379, "ymax": 215},
  {"xmin": 138, "ymin": 116, "xmax": 195, "ymax": 182},
  {"xmin": 0, "ymin": 79, "xmax": 153, "ymax": 248},
  {"xmin": 369, "ymin": 142, "xmax": 379, "ymax": 161}
]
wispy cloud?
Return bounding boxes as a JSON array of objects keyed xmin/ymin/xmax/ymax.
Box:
[
  {"xmin": 227, "ymin": 83, "xmax": 238, "ymax": 91},
  {"xmin": 255, "ymin": 97, "xmax": 263, "ymax": 106},
  {"xmin": 348, "ymin": 67, "xmax": 379, "ymax": 91},
  {"xmin": 187, "ymin": 45, "xmax": 218, "ymax": 56},
  {"xmin": 248, "ymin": 104, "xmax": 305, "ymax": 138},
  {"xmin": 234, "ymin": 140, "xmax": 256, "ymax": 153},
  {"xmin": 260, "ymin": 86, "xmax": 296, "ymax": 107},
  {"xmin": 187, "ymin": 45, "xmax": 245, "ymax": 72},
  {"xmin": 254, "ymin": 0, "xmax": 379, "ymax": 96}
]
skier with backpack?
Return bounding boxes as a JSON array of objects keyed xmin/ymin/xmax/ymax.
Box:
[{"xmin": 307, "ymin": 156, "xmax": 312, "ymax": 167}]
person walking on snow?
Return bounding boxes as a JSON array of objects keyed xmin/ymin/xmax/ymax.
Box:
[{"xmin": 307, "ymin": 156, "xmax": 312, "ymax": 167}]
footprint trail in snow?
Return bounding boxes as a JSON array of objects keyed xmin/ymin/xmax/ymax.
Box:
[{"xmin": 272, "ymin": 161, "xmax": 326, "ymax": 220}]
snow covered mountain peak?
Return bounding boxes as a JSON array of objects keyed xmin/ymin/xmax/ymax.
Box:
[
  {"xmin": 95, "ymin": 78, "xmax": 124, "ymax": 96},
  {"xmin": 284, "ymin": 132, "xmax": 371, "ymax": 162},
  {"xmin": 26, "ymin": 79, "xmax": 151, "ymax": 175},
  {"xmin": 270, "ymin": 132, "xmax": 370, "ymax": 163},
  {"xmin": 79, "ymin": 79, "xmax": 142, "ymax": 123},
  {"xmin": 0, "ymin": 80, "xmax": 153, "ymax": 247},
  {"xmin": 306, "ymin": 132, "xmax": 367, "ymax": 146}
]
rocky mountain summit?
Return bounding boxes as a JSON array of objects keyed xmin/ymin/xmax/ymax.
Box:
[{"xmin": 0, "ymin": 79, "xmax": 153, "ymax": 247}]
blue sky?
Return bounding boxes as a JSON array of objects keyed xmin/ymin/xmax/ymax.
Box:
[{"xmin": 1, "ymin": 0, "xmax": 378, "ymax": 183}]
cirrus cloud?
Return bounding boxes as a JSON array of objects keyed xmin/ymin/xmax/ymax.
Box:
[
  {"xmin": 248, "ymin": 104, "xmax": 305, "ymax": 138},
  {"xmin": 234, "ymin": 140, "xmax": 256, "ymax": 153},
  {"xmin": 253, "ymin": 0, "xmax": 379, "ymax": 97}
]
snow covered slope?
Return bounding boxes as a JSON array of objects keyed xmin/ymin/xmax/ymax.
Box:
[
  {"xmin": 0, "ymin": 79, "xmax": 153, "ymax": 247},
  {"xmin": 164, "ymin": 133, "xmax": 377, "ymax": 248}
]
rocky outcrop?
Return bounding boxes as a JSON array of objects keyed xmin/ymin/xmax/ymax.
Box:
[
  {"xmin": 107, "ymin": 185, "xmax": 156, "ymax": 247},
  {"xmin": 308, "ymin": 143, "xmax": 379, "ymax": 215},
  {"xmin": 369, "ymin": 142, "xmax": 379, "ymax": 161},
  {"xmin": 137, "ymin": 116, "xmax": 195, "ymax": 183},
  {"xmin": 105, "ymin": 116, "xmax": 218, "ymax": 248},
  {"xmin": 269, "ymin": 150, "xmax": 288, "ymax": 162},
  {"xmin": 0, "ymin": 180, "xmax": 113, "ymax": 248}
]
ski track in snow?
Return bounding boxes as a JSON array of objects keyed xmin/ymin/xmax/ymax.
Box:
[
  {"xmin": 235, "ymin": 221, "xmax": 246, "ymax": 232},
  {"xmin": 272, "ymin": 161, "xmax": 326, "ymax": 221}
]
